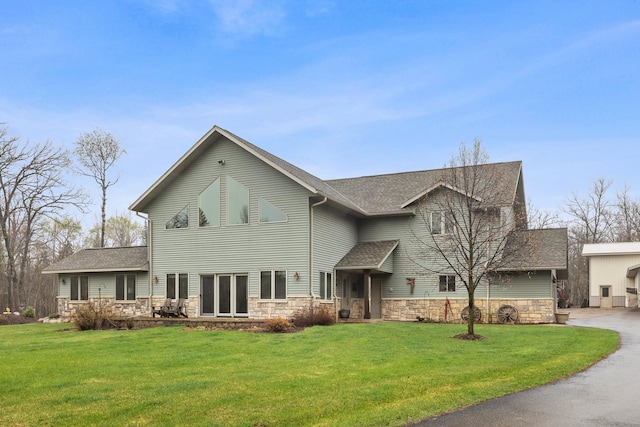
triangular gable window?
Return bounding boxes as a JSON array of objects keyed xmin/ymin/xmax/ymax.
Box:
[
  {"xmin": 166, "ymin": 205, "xmax": 189, "ymax": 229},
  {"xmin": 260, "ymin": 198, "xmax": 287, "ymax": 223},
  {"xmin": 199, "ymin": 178, "xmax": 220, "ymax": 227}
]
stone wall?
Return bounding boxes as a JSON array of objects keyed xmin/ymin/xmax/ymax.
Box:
[
  {"xmin": 382, "ymin": 298, "xmax": 556, "ymax": 324},
  {"xmin": 58, "ymin": 295, "xmax": 555, "ymax": 324},
  {"xmin": 57, "ymin": 297, "xmax": 150, "ymax": 318}
]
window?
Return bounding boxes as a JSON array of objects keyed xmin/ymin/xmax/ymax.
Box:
[
  {"xmin": 199, "ymin": 178, "xmax": 220, "ymax": 227},
  {"xmin": 116, "ymin": 274, "xmax": 136, "ymax": 301},
  {"xmin": 70, "ymin": 275, "xmax": 89, "ymax": 301},
  {"xmin": 431, "ymin": 211, "xmax": 452, "ymax": 234},
  {"xmin": 227, "ymin": 177, "xmax": 249, "ymax": 225},
  {"xmin": 319, "ymin": 272, "xmax": 333, "ymax": 300},
  {"xmin": 260, "ymin": 270, "xmax": 287, "ymax": 300},
  {"xmin": 167, "ymin": 273, "xmax": 188, "ymax": 299},
  {"xmin": 439, "ymin": 275, "xmax": 456, "ymax": 292},
  {"xmin": 166, "ymin": 206, "xmax": 189, "ymax": 229},
  {"xmin": 259, "ymin": 198, "xmax": 287, "ymax": 223}
]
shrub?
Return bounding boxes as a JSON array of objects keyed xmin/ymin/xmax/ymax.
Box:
[
  {"xmin": 291, "ymin": 304, "xmax": 335, "ymax": 328},
  {"xmin": 264, "ymin": 317, "xmax": 293, "ymax": 333},
  {"xmin": 48, "ymin": 313, "xmax": 60, "ymax": 319},
  {"xmin": 72, "ymin": 303, "xmax": 117, "ymax": 330},
  {"xmin": 23, "ymin": 306, "xmax": 36, "ymax": 318}
]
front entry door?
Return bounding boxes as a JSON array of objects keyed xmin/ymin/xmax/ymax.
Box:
[
  {"xmin": 600, "ymin": 286, "xmax": 612, "ymax": 308},
  {"xmin": 371, "ymin": 278, "xmax": 383, "ymax": 319},
  {"xmin": 201, "ymin": 274, "xmax": 248, "ymax": 317}
]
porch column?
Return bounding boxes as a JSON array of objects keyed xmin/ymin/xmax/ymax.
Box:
[{"xmin": 364, "ymin": 269, "xmax": 371, "ymax": 319}]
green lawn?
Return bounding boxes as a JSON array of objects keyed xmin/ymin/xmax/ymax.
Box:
[{"xmin": 0, "ymin": 322, "xmax": 618, "ymax": 427}]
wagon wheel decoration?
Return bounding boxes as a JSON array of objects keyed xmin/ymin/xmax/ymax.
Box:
[
  {"xmin": 460, "ymin": 306, "xmax": 482, "ymax": 323},
  {"xmin": 496, "ymin": 305, "xmax": 519, "ymax": 324}
]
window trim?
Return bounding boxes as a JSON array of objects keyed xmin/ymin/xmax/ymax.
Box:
[
  {"xmin": 439, "ymin": 274, "xmax": 456, "ymax": 292},
  {"xmin": 259, "ymin": 270, "xmax": 287, "ymax": 301},
  {"xmin": 166, "ymin": 205, "xmax": 190, "ymax": 229},
  {"xmin": 227, "ymin": 176, "xmax": 250, "ymax": 226},
  {"xmin": 319, "ymin": 271, "xmax": 333, "ymax": 300},
  {"xmin": 431, "ymin": 211, "xmax": 452, "ymax": 235},
  {"xmin": 259, "ymin": 197, "xmax": 288, "ymax": 224},
  {"xmin": 70, "ymin": 275, "xmax": 89, "ymax": 301},
  {"xmin": 167, "ymin": 273, "xmax": 189, "ymax": 299},
  {"xmin": 116, "ymin": 273, "xmax": 137, "ymax": 301},
  {"xmin": 198, "ymin": 177, "xmax": 221, "ymax": 227}
]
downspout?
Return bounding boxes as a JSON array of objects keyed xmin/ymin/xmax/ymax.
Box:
[
  {"xmin": 135, "ymin": 211, "xmax": 152, "ymax": 313},
  {"xmin": 310, "ymin": 197, "xmax": 328, "ymax": 300}
]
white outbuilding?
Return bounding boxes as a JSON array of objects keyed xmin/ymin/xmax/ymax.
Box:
[{"xmin": 582, "ymin": 242, "xmax": 640, "ymax": 308}]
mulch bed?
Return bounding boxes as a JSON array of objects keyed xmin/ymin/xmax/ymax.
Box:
[
  {"xmin": 453, "ymin": 333, "xmax": 485, "ymax": 341},
  {"xmin": 0, "ymin": 314, "xmax": 38, "ymax": 326}
]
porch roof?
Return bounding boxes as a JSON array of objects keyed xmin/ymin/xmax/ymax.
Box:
[
  {"xmin": 335, "ymin": 240, "xmax": 399, "ymax": 273},
  {"xmin": 627, "ymin": 263, "xmax": 640, "ymax": 279},
  {"xmin": 42, "ymin": 246, "xmax": 149, "ymax": 274}
]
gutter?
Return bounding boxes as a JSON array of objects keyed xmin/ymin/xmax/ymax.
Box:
[
  {"xmin": 135, "ymin": 211, "xmax": 153, "ymax": 312},
  {"xmin": 309, "ymin": 197, "xmax": 328, "ymax": 300}
]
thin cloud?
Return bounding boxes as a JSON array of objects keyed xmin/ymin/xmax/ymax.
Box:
[{"xmin": 209, "ymin": 0, "xmax": 287, "ymax": 37}]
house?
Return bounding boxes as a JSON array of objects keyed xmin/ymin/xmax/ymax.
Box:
[
  {"xmin": 582, "ymin": 242, "xmax": 640, "ymax": 308},
  {"xmin": 43, "ymin": 246, "xmax": 149, "ymax": 316},
  {"xmin": 45, "ymin": 126, "xmax": 568, "ymax": 323}
]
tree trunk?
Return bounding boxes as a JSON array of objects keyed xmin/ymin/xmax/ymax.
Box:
[
  {"xmin": 101, "ymin": 187, "xmax": 107, "ymax": 248},
  {"xmin": 467, "ymin": 293, "xmax": 475, "ymax": 335}
]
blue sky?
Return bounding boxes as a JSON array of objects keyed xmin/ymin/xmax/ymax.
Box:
[{"xmin": 1, "ymin": 1, "xmax": 639, "ymax": 225}]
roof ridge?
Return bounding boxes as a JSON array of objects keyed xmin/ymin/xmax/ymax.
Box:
[{"xmin": 326, "ymin": 160, "xmax": 522, "ymax": 182}]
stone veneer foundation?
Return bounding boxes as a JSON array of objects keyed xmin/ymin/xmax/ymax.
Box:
[
  {"xmin": 381, "ymin": 298, "xmax": 556, "ymax": 324},
  {"xmin": 58, "ymin": 296, "xmax": 555, "ymax": 324}
]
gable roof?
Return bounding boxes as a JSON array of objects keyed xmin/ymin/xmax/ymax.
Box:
[
  {"xmin": 335, "ymin": 240, "xmax": 399, "ymax": 272},
  {"xmin": 129, "ymin": 126, "xmax": 365, "ymax": 215},
  {"xmin": 326, "ymin": 161, "xmax": 523, "ymax": 216},
  {"xmin": 42, "ymin": 246, "xmax": 149, "ymax": 274},
  {"xmin": 129, "ymin": 125, "xmax": 523, "ymax": 218}
]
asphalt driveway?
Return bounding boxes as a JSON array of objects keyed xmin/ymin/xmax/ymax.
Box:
[{"xmin": 410, "ymin": 308, "xmax": 640, "ymax": 427}]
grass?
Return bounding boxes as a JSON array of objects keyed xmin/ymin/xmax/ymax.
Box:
[{"xmin": 0, "ymin": 322, "xmax": 618, "ymax": 427}]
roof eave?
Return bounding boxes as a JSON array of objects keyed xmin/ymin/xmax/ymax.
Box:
[{"xmin": 43, "ymin": 264, "xmax": 149, "ymax": 275}]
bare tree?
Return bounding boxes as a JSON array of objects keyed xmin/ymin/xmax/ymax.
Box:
[
  {"xmin": 74, "ymin": 129, "xmax": 125, "ymax": 248},
  {"xmin": 564, "ymin": 178, "xmax": 614, "ymax": 244},
  {"xmin": 613, "ymin": 184, "xmax": 640, "ymax": 242},
  {"xmin": 408, "ymin": 140, "xmax": 532, "ymax": 337},
  {"xmin": 84, "ymin": 211, "xmax": 144, "ymax": 248},
  {"xmin": 106, "ymin": 211, "xmax": 144, "ymax": 247},
  {"xmin": 0, "ymin": 125, "xmax": 87, "ymax": 310},
  {"xmin": 563, "ymin": 178, "xmax": 615, "ymax": 306},
  {"xmin": 528, "ymin": 200, "xmax": 562, "ymax": 229}
]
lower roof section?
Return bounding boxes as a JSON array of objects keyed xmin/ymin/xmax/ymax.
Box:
[{"xmin": 335, "ymin": 240, "xmax": 399, "ymax": 274}]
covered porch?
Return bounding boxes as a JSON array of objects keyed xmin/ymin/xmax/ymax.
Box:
[{"xmin": 334, "ymin": 240, "xmax": 398, "ymax": 320}]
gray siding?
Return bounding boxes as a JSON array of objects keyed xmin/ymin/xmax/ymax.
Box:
[
  {"xmin": 58, "ymin": 272, "xmax": 149, "ymax": 299},
  {"xmin": 359, "ymin": 211, "xmax": 552, "ymax": 301},
  {"xmin": 313, "ymin": 204, "xmax": 358, "ymax": 294},
  {"xmin": 488, "ymin": 271, "xmax": 554, "ymax": 299},
  {"xmin": 147, "ymin": 137, "xmax": 313, "ymax": 300}
]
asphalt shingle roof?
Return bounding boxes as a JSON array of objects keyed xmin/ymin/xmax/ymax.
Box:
[
  {"xmin": 130, "ymin": 126, "xmax": 523, "ymax": 217},
  {"xmin": 335, "ymin": 240, "xmax": 399, "ymax": 271},
  {"xmin": 326, "ymin": 161, "xmax": 523, "ymax": 215},
  {"xmin": 499, "ymin": 228, "xmax": 568, "ymax": 271},
  {"xmin": 42, "ymin": 246, "xmax": 149, "ymax": 274}
]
